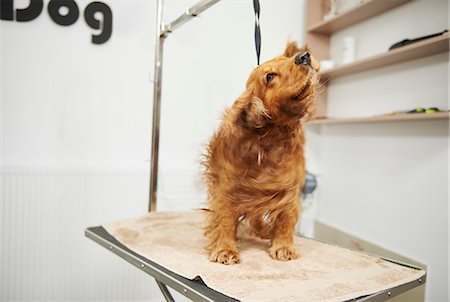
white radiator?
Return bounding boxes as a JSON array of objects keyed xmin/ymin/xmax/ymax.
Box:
[{"xmin": 0, "ymin": 166, "xmax": 189, "ymax": 301}]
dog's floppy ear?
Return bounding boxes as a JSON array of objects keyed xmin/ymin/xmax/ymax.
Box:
[
  {"xmin": 284, "ymin": 41, "xmax": 311, "ymax": 57},
  {"xmin": 238, "ymin": 90, "xmax": 270, "ymax": 129}
]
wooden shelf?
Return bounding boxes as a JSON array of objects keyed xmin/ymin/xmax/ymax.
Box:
[
  {"xmin": 308, "ymin": 112, "xmax": 450, "ymax": 125},
  {"xmin": 305, "ymin": 0, "xmax": 449, "ymax": 119},
  {"xmin": 319, "ymin": 33, "xmax": 449, "ymax": 80},
  {"xmin": 308, "ymin": 0, "xmax": 413, "ymax": 35}
]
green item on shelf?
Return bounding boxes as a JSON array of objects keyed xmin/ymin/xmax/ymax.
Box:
[
  {"xmin": 425, "ymin": 107, "xmax": 440, "ymax": 113},
  {"xmin": 407, "ymin": 107, "xmax": 425, "ymax": 113},
  {"xmin": 407, "ymin": 107, "xmax": 441, "ymax": 114}
]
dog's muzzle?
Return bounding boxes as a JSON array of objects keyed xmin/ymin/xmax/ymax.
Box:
[{"xmin": 295, "ymin": 52, "xmax": 311, "ymax": 66}]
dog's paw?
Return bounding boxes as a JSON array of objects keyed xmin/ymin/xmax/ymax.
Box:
[
  {"xmin": 269, "ymin": 246, "xmax": 298, "ymax": 261},
  {"xmin": 209, "ymin": 249, "xmax": 240, "ymax": 265}
]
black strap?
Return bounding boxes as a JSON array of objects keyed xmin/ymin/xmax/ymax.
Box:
[{"xmin": 253, "ymin": 0, "xmax": 261, "ymax": 65}]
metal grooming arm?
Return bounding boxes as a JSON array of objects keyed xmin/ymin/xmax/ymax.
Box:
[
  {"xmin": 147, "ymin": 1, "xmax": 221, "ymax": 299},
  {"xmin": 149, "ymin": 0, "xmax": 221, "ymax": 212}
]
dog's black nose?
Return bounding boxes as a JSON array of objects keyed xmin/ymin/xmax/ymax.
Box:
[{"xmin": 295, "ymin": 52, "xmax": 311, "ymax": 66}]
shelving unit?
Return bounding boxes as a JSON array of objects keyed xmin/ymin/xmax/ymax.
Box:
[
  {"xmin": 308, "ymin": 0, "xmax": 413, "ymax": 35},
  {"xmin": 308, "ymin": 112, "xmax": 450, "ymax": 125},
  {"xmin": 320, "ymin": 33, "xmax": 449, "ymax": 80},
  {"xmin": 305, "ymin": 0, "xmax": 449, "ymax": 121}
]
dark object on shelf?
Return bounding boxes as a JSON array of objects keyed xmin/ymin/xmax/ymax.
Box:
[{"xmin": 389, "ymin": 30, "xmax": 448, "ymax": 51}]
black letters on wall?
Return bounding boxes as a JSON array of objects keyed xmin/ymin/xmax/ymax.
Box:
[
  {"xmin": 47, "ymin": 0, "xmax": 79, "ymax": 26},
  {"xmin": 84, "ymin": 2, "xmax": 112, "ymax": 44},
  {"xmin": 17, "ymin": 0, "xmax": 43, "ymax": 22},
  {"xmin": 0, "ymin": 0, "xmax": 113, "ymax": 44},
  {"xmin": 1, "ymin": 0, "xmax": 13, "ymax": 20}
]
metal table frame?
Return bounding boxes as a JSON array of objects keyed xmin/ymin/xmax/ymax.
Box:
[
  {"xmin": 86, "ymin": 226, "xmax": 236, "ymax": 302},
  {"xmin": 85, "ymin": 225, "xmax": 426, "ymax": 302}
]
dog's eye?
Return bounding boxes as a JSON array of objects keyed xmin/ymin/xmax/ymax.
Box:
[{"xmin": 266, "ymin": 73, "xmax": 276, "ymax": 82}]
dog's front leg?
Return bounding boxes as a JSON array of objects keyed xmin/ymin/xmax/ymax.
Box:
[
  {"xmin": 205, "ymin": 211, "xmax": 240, "ymax": 264},
  {"xmin": 269, "ymin": 202, "xmax": 300, "ymax": 261}
]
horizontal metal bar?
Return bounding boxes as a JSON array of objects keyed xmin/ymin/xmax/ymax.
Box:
[
  {"xmin": 85, "ymin": 227, "xmax": 238, "ymax": 302},
  {"xmin": 161, "ymin": 0, "xmax": 221, "ymax": 36}
]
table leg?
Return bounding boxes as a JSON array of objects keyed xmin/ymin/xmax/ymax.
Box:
[{"xmin": 156, "ymin": 279, "xmax": 175, "ymax": 302}]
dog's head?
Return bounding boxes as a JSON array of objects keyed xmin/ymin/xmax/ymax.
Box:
[{"xmin": 238, "ymin": 41, "xmax": 320, "ymax": 129}]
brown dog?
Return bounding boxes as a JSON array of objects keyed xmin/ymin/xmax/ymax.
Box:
[{"xmin": 203, "ymin": 41, "xmax": 320, "ymax": 264}]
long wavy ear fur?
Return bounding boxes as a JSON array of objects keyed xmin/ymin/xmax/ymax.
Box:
[{"xmin": 238, "ymin": 90, "xmax": 270, "ymax": 129}]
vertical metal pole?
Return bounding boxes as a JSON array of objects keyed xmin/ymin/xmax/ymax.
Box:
[{"xmin": 149, "ymin": 0, "xmax": 165, "ymax": 212}]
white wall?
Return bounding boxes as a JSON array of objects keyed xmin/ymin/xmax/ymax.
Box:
[
  {"xmin": 1, "ymin": 1, "xmax": 157, "ymax": 300},
  {"xmin": 305, "ymin": 0, "xmax": 449, "ymax": 301},
  {"xmin": 1, "ymin": 0, "xmax": 306, "ymax": 300},
  {"xmin": 2, "ymin": 1, "xmax": 154, "ymax": 169}
]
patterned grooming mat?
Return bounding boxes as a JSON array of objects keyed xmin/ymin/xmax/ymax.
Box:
[{"xmin": 100, "ymin": 211, "xmax": 425, "ymax": 302}]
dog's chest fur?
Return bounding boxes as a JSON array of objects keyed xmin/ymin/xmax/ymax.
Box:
[
  {"xmin": 219, "ymin": 123, "xmax": 306, "ymax": 193},
  {"xmin": 234, "ymin": 126, "xmax": 303, "ymax": 172}
]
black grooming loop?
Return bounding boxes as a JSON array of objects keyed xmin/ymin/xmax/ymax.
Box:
[{"xmin": 253, "ymin": 0, "xmax": 261, "ymax": 65}]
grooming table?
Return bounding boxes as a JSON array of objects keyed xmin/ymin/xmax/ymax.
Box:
[{"xmin": 85, "ymin": 211, "xmax": 426, "ymax": 302}]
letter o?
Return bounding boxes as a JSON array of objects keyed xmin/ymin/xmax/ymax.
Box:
[{"xmin": 48, "ymin": 0, "xmax": 79, "ymax": 26}]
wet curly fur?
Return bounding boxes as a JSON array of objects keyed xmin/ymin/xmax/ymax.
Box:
[{"xmin": 203, "ymin": 41, "xmax": 320, "ymax": 264}]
